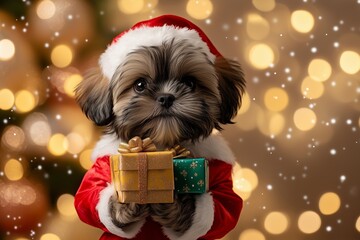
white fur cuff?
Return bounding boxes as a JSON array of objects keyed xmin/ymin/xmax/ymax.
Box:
[
  {"xmin": 96, "ymin": 184, "xmax": 145, "ymax": 238},
  {"xmin": 163, "ymin": 193, "xmax": 214, "ymax": 240}
]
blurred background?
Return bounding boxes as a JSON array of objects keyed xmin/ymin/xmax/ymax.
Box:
[{"xmin": 0, "ymin": 0, "xmax": 359, "ymax": 239}]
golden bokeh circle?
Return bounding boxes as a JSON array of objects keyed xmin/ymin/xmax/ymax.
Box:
[
  {"xmin": 15, "ymin": 90, "xmax": 36, "ymax": 113},
  {"xmin": 252, "ymin": 0, "xmax": 275, "ymax": 12},
  {"xmin": 298, "ymin": 211, "xmax": 322, "ymax": 234},
  {"xmin": 239, "ymin": 228, "xmax": 266, "ymax": 240},
  {"xmin": 36, "ymin": 0, "xmax": 56, "ymax": 20},
  {"xmin": 318, "ymin": 192, "xmax": 341, "ymax": 215},
  {"xmin": 186, "ymin": 0, "xmax": 213, "ymax": 20},
  {"xmin": 293, "ymin": 108, "xmax": 317, "ymax": 131},
  {"xmin": 339, "ymin": 50, "xmax": 360, "ymax": 75},
  {"xmin": 249, "ymin": 43, "xmax": 274, "ymax": 69},
  {"xmin": 57, "ymin": 193, "xmax": 77, "ymax": 218},
  {"xmin": 301, "ymin": 76, "xmax": 324, "ymax": 99},
  {"xmin": 308, "ymin": 58, "xmax": 332, "ymax": 82},
  {"xmin": 0, "ymin": 38, "xmax": 16, "ymax": 61},
  {"xmin": 291, "ymin": 10, "xmax": 314, "ymax": 33},
  {"xmin": 264, "ymin": 211, "xmax": 289, "ymax": 234},
  {"xmin": 0, "ymin": 88, "xmax": 15, "ymax": 110},
  {"xmin": 51, "ymin": 44, "xmax": 73, "ymax": 68},
  {"xmin": 264, "ymin": 87, "xmax": 289, "ymax": 112},
  {"xmin": 4, "ymin": 159, "xmax": 24, "ymax": 181},
  {"xmin": 117, "ymin": 0, "xmax": 144, "ymax": 14},
  {"xmin": 47, "ymin": 133, "xmax": 69, "ymax": 156}
]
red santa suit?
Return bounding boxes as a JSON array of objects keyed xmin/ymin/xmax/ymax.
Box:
[{"xmin": 74, "ymin": 132, "xmax": 243, "ymax": 240}]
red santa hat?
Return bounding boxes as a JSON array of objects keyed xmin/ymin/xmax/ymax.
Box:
[{"xmin": 99, "ymin": 15, "xmax": 222, "ymax": 80}]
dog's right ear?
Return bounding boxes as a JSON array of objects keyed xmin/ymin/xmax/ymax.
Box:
[{"xmin": 75, "ymin": 68, "xmax": 114, "ymax": 126}]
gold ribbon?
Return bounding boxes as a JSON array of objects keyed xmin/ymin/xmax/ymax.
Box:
[
  {"xmin": 118, "ymin": 136, "xmax": 191, "ymax": 158},
  {"xmin": 137, "ymin": 153, "xmax": 147, "ymax": 204},
  {"xmin": 118, "ymin": 136, "xmax": 157, "ymax": 153}
]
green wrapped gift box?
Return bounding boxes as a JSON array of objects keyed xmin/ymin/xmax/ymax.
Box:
[{"xmin": 173, "ymin": 158, "xmax": 209, "ymax": 194}]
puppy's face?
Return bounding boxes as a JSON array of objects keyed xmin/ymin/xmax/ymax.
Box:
[{"xmin": 76, "ymin": 39, "xmax": 245, "ymax": 148}]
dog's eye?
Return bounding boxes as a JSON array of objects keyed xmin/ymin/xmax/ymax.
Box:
[
  {"xmin": 181, "ymin": 76, "xmax": 196, "ymax": 90},
  {"xmin": 134, "ymin": 78, "xmax": 147, "ymax": 93}
]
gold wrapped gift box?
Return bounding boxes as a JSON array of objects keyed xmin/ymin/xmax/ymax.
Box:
[{"xmin": 110, "ymin": 151, "xmax": 174, "ymax": 204}]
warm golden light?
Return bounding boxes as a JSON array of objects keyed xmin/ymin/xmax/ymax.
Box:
[
  {"xmin": 264, "ymin": 211, "xmax": 289, "ymax": 234},
  {"xmin": 57, "ymin": 194, "xmax": 77, "ymax": 217},
  {"xmin": 15, "ymin": 90, "xmax": 36, "ymax": 113},
  {"xmin": 1, "ymin": 125, "xmax": 26, "ymax": 151},
  {"xmin": 64, "ymin": 74, "xmax": 83, "ymax": 97},
  {"xmin": 291, "ymin": 10, "xmax": 314, "ymax": 33},
  {"xmin": 0, "ymin": 88, "xmax": 15, "ymax": 110},
  {"xmin": 117, "ymin": 0, "xmax": 144, "ymax": 14},
  {"xmin": 36, "ymin": 0, "xmax": 56, "ymax": 20},
  {"xmin": 319, "ymin": 192, "xmax": 341, "ymax": 215},
  {"xmin": 47, "ymin": 133, "xmax": 69, "ymax": 156},
  {"xmin": 308, "ymin": 58, "xmax": 332, "ymax": 82},
  {"xmin": 40, "ymin": 233, "xmax": 61, "ymax": 240},
  {"xmin": 186, "ymin": 0, "xmax": 213, "ymax": 20},
  {"xmin": 249, "ymin": 43, "xmax": 274, "ymax": 69},
  {"xmin": 51, "ymin": 44, "xmax": 73, "ymax": 68},
  {"xmin": 293, "ymin": 108, "xmax": 317, "ymax": 131},
  {"xmin": 339, "ymin": 50, "xmax": 360, "ymax": 75},
  {"xmin": 66, "ymin": 132, "xmax": 85, "ymax": 154},
  {"xmin": 252, "ymin": 0, "xmax": 275, "ymax": 12},
  {"xmin": 0, "ymin": 39, "xmax": 15, "ymax": 61},
  {"xmin": 298, "ymin": 211, "xmax": 321, "ymax": 234},
  {"xmin": 29, "ymin": 120, "xmax": 52, "ymax": 146},
  {"xmin": 233, "ymin": 168, "xmax": 259, "ymax": 192},
  {"xmin": 301, "ymin": 76, "xmax": 324, "ymax": 99},
  {"xmin": 264, "ymin": 88, "xmax": 289, "ymax": 112},
  {"xmin": 79, "ymin": 149, "xmax": 94, "ymax": 170},
  {"xmin": 4, "ymin": 159, "xmax": 24, "ymax": 181},
  {"xmin": 239, "ymin": 228, "xmax": 266, "ymax": 240},
  {"xmin": 268, "ymin": 113, "xmax": 285, "ymax": 136},
  {"xmin": 356, "ymin": 216, "xmax": 360, "ymax": 232},
  {"xmin": 246, "ymin": 14, "xmax": 270, "ymax": 40},
  {"xmin": 237, "ymin": 91, "xmax": 251, "ymax": 115}
]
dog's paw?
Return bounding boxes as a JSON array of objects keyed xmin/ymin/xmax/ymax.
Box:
[
  {"xmin": 109, "ymin": 194, "xmax": 150, "ymax": 227},
  {"xmin": 150, "ymin": 194, "xmax": 195, "ymax": 233}
]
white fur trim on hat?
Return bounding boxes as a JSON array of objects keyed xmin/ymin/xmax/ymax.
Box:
[
  {"xmin": 99, "ymin": 25, "xmax": 216, "ymax": 80},
  {"xmin": 96, "ymin": 184, "xmax": 145, "ymax": 238},
  {"xmin": 162, "ymin": 193, "xmax": 214, "ymax": 240}
]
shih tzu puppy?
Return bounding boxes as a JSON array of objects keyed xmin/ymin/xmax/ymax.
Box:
[{"xmin": 74, "ymin": 15, "xmax": 245, "ymax": 240}]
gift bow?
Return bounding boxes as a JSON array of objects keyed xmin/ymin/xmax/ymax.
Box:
[{"xmin": 118, "ymin": 136, "xmax": 191, "ymax": 158}]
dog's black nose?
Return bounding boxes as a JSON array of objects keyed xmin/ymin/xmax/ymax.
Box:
[{"xmin": 157, "ymin": 94, "xmax": 175, "ymax": 108}]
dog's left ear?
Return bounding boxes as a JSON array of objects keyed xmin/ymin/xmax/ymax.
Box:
[{"xmin": 215, "ymin": 57, "xmax": 246, "ymax": 124}]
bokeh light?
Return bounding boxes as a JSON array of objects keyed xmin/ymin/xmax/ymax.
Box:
[
  {"xmin": 246, "ymin": 14, "xmax": 270, "ymax": 40},
  {"xmin": 293, "ymin": 108, "xmax": 317, "ymax": 131},
  {"xmin": 0, "ymin": 38, "xmax": 16, "ymax": 61},
  {"xmin": 1, "ymin": 125, "xmax": 26, "ymax": 151},
  {"xmin": 117, "ymin": 0, "xmax": 144, "ymax": 14},
  {"xmin": 356, "ymin": 216, "xmax": 360, "ymax": 232},
  {"xmin": 319, "ymin": 192, "xmax": 341, "ymax": 215},
  {"xmin": 15, "ymin": 90, "xmax": 36, "ymax": 113},
  {"xmin": 57, "ymin": 193, "xmax": 77, "ymax": 218},
  {"xmin": 79, "ymin": 149, "xmax": 94, "ymax": 170},
  {"xmin": 252, "ymin": 0, "xmax": 275, "ymax": 12},
  {"xmin": 66, "ymin": 132, "xmax": 86, "ymax": 154},
  {"xmin": 239, "ymin": 228, "xmax": 266, "ymax": 240},
  {"xmin": 51, "ymin": 44, "xmax": 73, "ymax": 68},
  {"xmin": 237, "ymin": 91, "xmax": 251, "ymax": 115},
  {"xmin": 40, "ymin": 233, "xmax": 61, "ymax": 240},
  {"xmin": 4, "ymin": 159, "xmax": 24, "ymax": 181},
  {"xmin": 308, "ymin": 58, "xmax": 332, "ymax": 82},
  {"xmin": 249, "ymin": 43, "xmax": 274, "ymax": 69},
  {"xmin": 291, "ymin": 10, "xmax": 314, "ymax": 33},
  {"xmin": 264, "ymin": 87, "xmax": 289, "ymax": 112},
  {"xmin": 36, "ymin": 0, "xmax": 56, "ymax": 20},
  {"xmin": 64, "ymin": 74, "xmax": 83, "ymax": 97},
  {"xmin": 233, "ymin": 167, "xmax": 259, "ymax": 200},
  {"xmin": 186, "ymin": 0, "xmax": 213, "ymax": 20},
  {"xmin": 264, "ymin": 211, "xmax": 289, "ymax": 234},
  {"xmin": 47, "ymin": 133, "xmax": 69, "ymax": 156},
  {"xmin": 339, "ymin": 50, "xmax": 360, "ymax": 75},
  {"xmin": 301, "ymin": 76, "xmax": 324, "ymax": 99},
  {"xmin": 298, "ymin": 211, "xmax": 322, "ymax": 234},
  {"xmin": 0, "ymin": 88, "xmax": 15, "ymax": 110}
]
